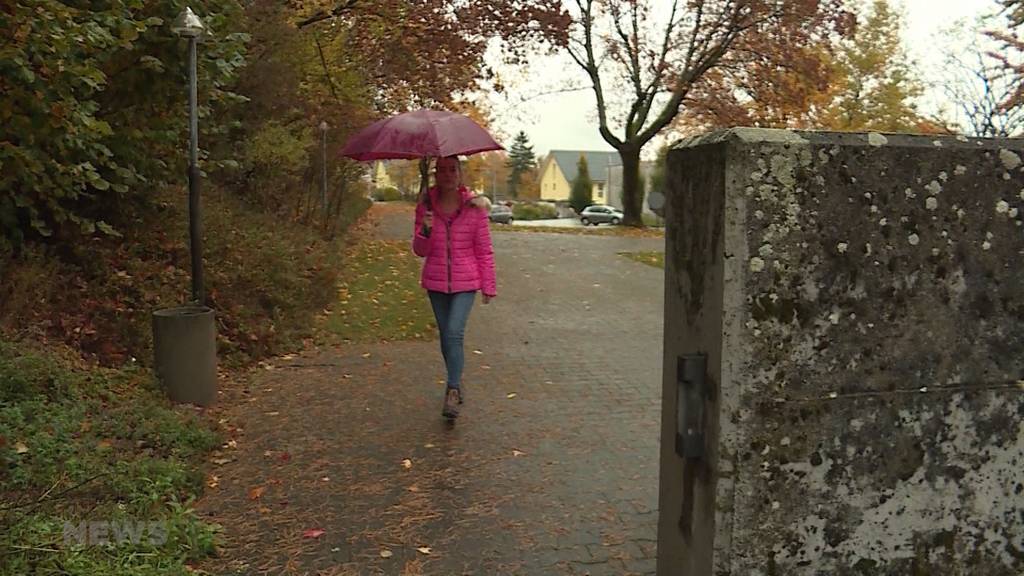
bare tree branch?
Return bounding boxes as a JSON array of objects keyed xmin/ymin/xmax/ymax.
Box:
[{"xmin": 296, "ymin": 0, "xmax": 360, "ymax": 28}]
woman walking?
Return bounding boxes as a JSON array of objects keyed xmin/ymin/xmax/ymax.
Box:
[{"xmin": 412, "ymin": 155, "xmax": 497, "ymax": 420}]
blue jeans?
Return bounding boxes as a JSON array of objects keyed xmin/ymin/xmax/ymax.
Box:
[{"xmin": 427, "ymin": 290, "xmax": 476, "ymax": 390}]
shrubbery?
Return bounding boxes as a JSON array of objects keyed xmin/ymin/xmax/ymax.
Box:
[
  {"xmin": 512, "ymin": 202, "xmax": 558, "ymax": 220},
  {"xmin": 0, "ymin": 186, "xmax": 371, "ymax": 368}
]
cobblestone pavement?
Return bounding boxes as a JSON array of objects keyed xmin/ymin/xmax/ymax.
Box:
[{"xmin": 197, "ymin": 205, "xmax": 665, "ymax": 575}]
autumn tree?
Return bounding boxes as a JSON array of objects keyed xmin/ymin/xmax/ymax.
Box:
[
  {"xmin": 505, "ymin": 131, "xmax": 537, "ymax": 198},
  {"xmin": 474, "ymin": 152, "xmax": 511, "ymax": 199},
  {"xmin": 569, "ymin": 155, "xmax": 593, "ymax": 213},
  {"xmin": 811, "ymin": 0, "xmax": 926, "ymax": 132},
  {"xmin": 295, "ymin": 0, "xmax": 570, "ymax": 110},
  {"xmin": 563, "ymin": 0, "xmax": 849, "ymax": 227}
]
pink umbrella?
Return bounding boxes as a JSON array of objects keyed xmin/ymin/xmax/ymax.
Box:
[{"xmin": 340, "ymin": 109, "xmax": 503, "ymax": 161}]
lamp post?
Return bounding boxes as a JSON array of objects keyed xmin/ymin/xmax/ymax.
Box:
[
  {"xmin": 153, "ymin": 7, "xmax": 217, "ymax": 407},
  {"xmin": 319, "ymin": 121, "xmax": 328, "ymax": 216},
  {"xmin": 171, "ymin": 6, "xmax": 206, "ymax": 304}
]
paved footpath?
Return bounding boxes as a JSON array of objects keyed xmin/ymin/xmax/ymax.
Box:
[{"xmin": 197, "ymin": 205, "xmax": 665, "ymax": 575}]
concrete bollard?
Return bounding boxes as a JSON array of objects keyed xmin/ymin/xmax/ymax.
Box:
[{"xmin": 658, "ymin": 128, "xmax": 1024, "ymax": 575}]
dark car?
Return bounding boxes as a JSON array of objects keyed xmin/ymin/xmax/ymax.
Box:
[
  {"xmin": 579, "ymin": 204, "xmax": 624, "ymax": 226},
  {"xmin": 489, "ymin": 204, "xmax": 513, "ymax": 224}
]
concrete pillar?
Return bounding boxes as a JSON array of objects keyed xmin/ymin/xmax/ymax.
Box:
[{"xmin": 658, "ymin": 128, "xmax": 1024, "ymax": 575}]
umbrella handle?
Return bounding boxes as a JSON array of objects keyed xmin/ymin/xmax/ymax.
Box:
[{"xmin": 418, "ymin": 157, "xmax": 432, "ymax": 210}]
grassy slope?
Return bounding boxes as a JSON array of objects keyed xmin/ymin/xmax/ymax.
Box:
[{"xmin": 0, "ymin": 188, "xmax": 371, "ymax": 574}]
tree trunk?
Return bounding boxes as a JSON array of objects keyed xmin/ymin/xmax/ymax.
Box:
[{"xmin": 619, "ymin": 147, "xmax": 644, "ymax": 227}]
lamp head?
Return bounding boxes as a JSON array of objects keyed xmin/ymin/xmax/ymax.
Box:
[{"xmin": 172, "ymin": 7, "xmax": 205, "ymax": 38}]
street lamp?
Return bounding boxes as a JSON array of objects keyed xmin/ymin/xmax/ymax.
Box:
[
  {"xmin": 319, "ymin": 121, "xmax": 328, "ymax": 216},
  {"xmin": 153, "ymin": 7, "xmax": 217, "ymax": 407},
  {"xmin": 172, "ymin": 6, "xmax": 205, "ymax": 304}
]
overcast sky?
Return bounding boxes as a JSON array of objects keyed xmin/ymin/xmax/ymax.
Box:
[{"xmin": 484, "ymin": 0, "xmax": 1007, "ymax": 158}]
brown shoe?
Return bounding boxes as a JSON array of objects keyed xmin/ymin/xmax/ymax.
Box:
[{"xmin": 442, "ymin": 388, "xmax": 461, "ymax": 419}]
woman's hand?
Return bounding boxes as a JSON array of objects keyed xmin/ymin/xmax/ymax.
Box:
[
  {"xmin": 420, "ymin": 211, "xmax": 433, "ymax": 236},
  {"xmin": 482, "ymin": 295, "xmax": 493, "ymax": 304}
]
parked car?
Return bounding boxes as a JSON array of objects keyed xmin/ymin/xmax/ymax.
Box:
[
  {"xmin": 489, "ymin": 204, "xmax": 514, "ymax": 224},
  {"xmin": 579, "ymin": 204, "xmax": 624, "ymax": 226}
]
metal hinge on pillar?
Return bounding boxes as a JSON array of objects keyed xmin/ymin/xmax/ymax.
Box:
[{"xmin": 675, "ymin": 354, "xmax": 707, "ymax": 459}]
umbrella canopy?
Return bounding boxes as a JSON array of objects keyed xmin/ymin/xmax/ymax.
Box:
[{"xmin": 340, "ymin": 109, "xmax": 503, "ymax": 161}]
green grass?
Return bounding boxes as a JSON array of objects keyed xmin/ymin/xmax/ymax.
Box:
[
  {"xmin": 618, "ymin": 251, "xmax": 665, "ymax": 268},
  {"xmin": 0, "ymin": 339, "xmax": 222, "ymax": 575},
  {"xmin": 321, "ymin": 240, "xmax": 436, "ymax": 342}
]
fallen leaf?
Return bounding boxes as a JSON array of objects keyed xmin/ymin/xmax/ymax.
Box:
[
  {"xmin": 212, "ymin": 457, "xmax": 231, "ymax": 465},
  {"xmin": 207, "ymin": 475, "xmax": 220, "ymax": 488},
  {"xmin": 320, "ymin": 476, "xmax": 330, "ymax": 482},
  {"xmin": 248, "ymin": 486, "xmax": 266, "ymax": 500},
  {"xmin": 227, "ymin": 439, "xmax": 238, "ymax": 448},
  {"xmin": 97, "ymin": 439, "xmax": 113, "ymax": 449},
  {"xmin": 424, "ymin": 443, "xmax": 435, "ymax": 448},
  {"xmin": 402, "ymin": 459, "xmax": 413, "ymax": 469},
  {"xmin": 331, "ymin": 547, "xmax": 341, "ymax": 552},
  {"xmin": 263, "ymin": 450, "xmax": 273, "ymax": 457},
  {"xmin": 417, "ymin": 546, "xmax": 432, "ymax": 555},
  {"xmin": 472, "ymin": 350, "xmax": 483, "ymax": 355},
  {"xmin": 506, "ymin": 393, "xmax": 517, "ymax": 399},
  {"xmin": 302, "ymin": 528, "xmax": 325, "ymax": 539},
  {"xmin": 380, "ymin": 549, "xmax": 393, "ymax": 558},
  {"xmin": 258, "ymin": 506, "xmax": 271, "ymax": 514},
  {"xmin": 408, "ymin": 485, "xmax": 420, "ymax": 492},
  {"xmin": 512, "ymin": 450, "xmax": 526, "ymax": 457},
  {"xmin": 265, "ymin": 411, "xmax": 280, "ymax": 417},
  {"xmin": 361, "ymin": 352, "xmax": 371, "ymax": 358},
  {"xmin": 279, "ymin": 452, "xmax": 291, "ymax": 462},
  {"xmin": 14, "ymin": 442, "xmax": 28, "ymax": 454},
  {"xmin": 481, "ymin": 365, "xmax": 491, "ymax": 370}
]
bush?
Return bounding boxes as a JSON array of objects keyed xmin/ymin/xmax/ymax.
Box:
[
  {"xmin": 512, "ymin": 202, "xmax": 557, "ymax": 220},
  {"xmin": 372, "ymin": 186, "xmax": 403, "ymax": 201},
  {"xmin": 0, "ymin": 185, "xmax": 371, "ymax": 368}
]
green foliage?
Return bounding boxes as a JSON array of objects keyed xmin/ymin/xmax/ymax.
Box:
[
  {"xmin": 243, "ymin": 120, "xmax": 313, "ymax": 208},
  {"xmin": 569, "ymin": 155, "xmax": 593, "ymax": 213},
  {"xmin": 512, "ymin": 202, "xmax": 557, "ymax": 220},
  {"xmin": 372, "ymin": 186, "xmax": 404, "ymax": 201},
  {"xmin": 0, "ymin": 0, "xmax": 248, "ymax": 246},
  {"xmin": 815, "ymin": 0, "xmax": 925, "ymax": 132},
  {"xmin": 0, "ymin": 339, "xmax": 221, "ymax": 574},
  {"xmin": 505, "ymin": 131, "xmax": 537, "ymax": 198}
]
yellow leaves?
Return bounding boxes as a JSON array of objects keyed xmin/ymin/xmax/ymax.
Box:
[{"xmin": 248, "ymin": 485, "xmax": 266, "ymax": 500}]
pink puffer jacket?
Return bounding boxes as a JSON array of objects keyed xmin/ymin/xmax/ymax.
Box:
[{"xmin": 412, "ymin": 185, "xmax": 497, "ymax": 297}]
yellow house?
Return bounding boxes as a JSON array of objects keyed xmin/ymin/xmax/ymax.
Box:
[{"xmin": 538, "ymin": 150, "xmax": 619, "ymax": 203}]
